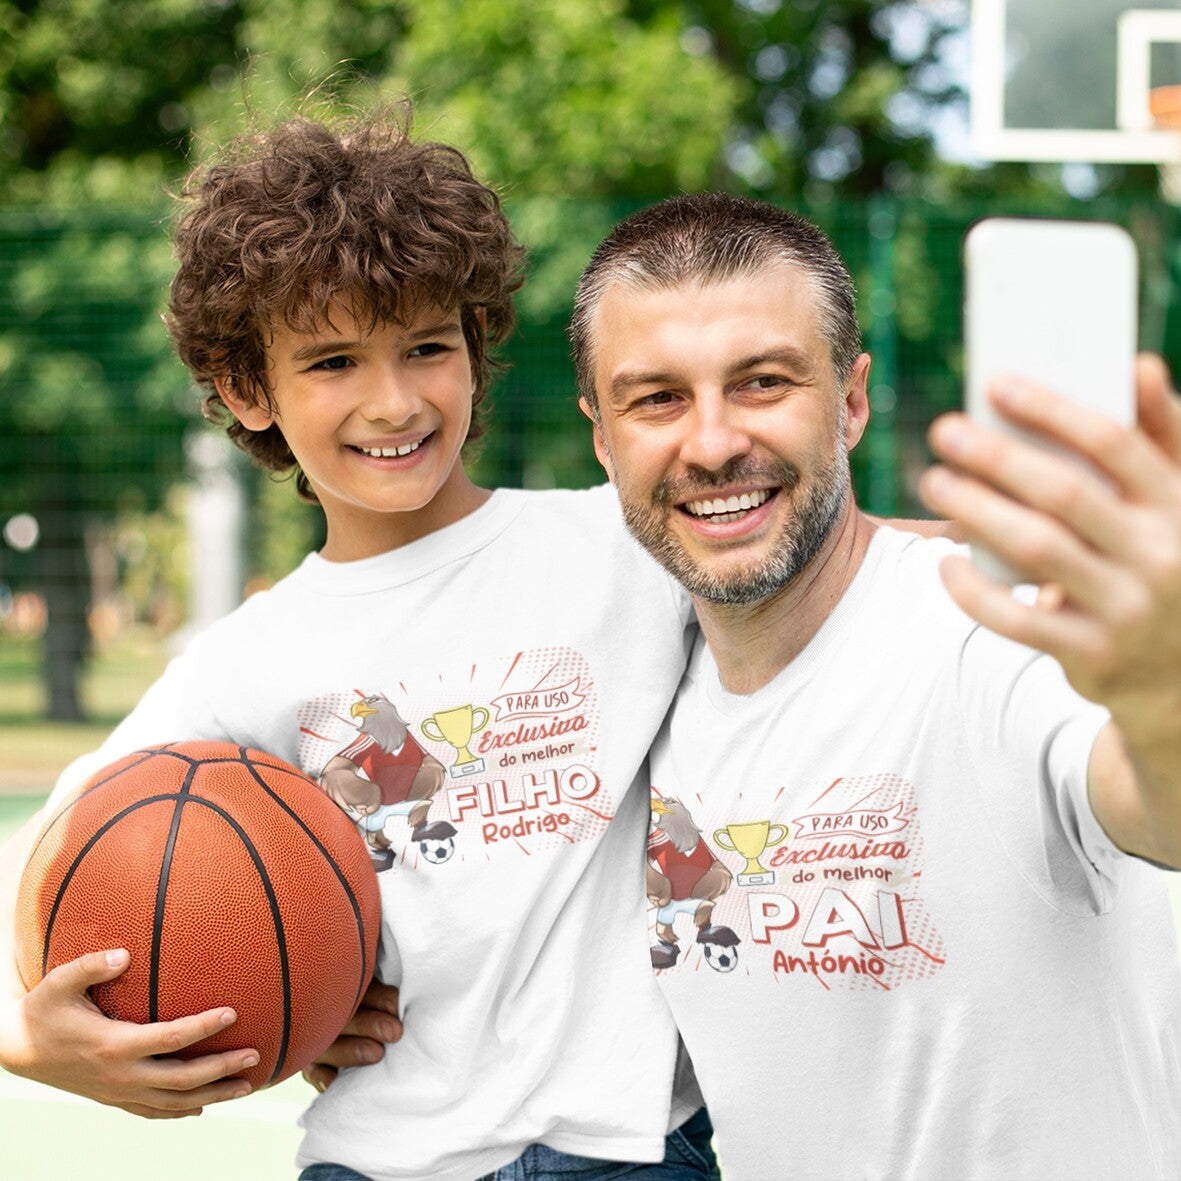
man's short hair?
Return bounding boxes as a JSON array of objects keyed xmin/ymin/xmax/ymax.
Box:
[
  {"xmin": 166, "ymin": 104, "xmax": 525, "ymax": 498},
  {"xmin": 569, "ymin": 193, "xmax": 862, "ymax": 415}
]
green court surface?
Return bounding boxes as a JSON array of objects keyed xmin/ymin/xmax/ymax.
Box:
[
  {"xmin": 0, "ymin": 1072, "xmax": 306, "ymax": 1181},
  {"xmin": 0, "ymin": 794, "xmax": 44, "ymax": 844}
]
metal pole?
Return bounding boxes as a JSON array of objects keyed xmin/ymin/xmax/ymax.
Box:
[{"xmin": 865, "ymin": 196, "xmax": 899, "ymax": 516}]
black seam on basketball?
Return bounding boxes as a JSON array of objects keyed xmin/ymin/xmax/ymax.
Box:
[
  {"xmin": 237, "ymin": 756, "xmax": 373, "ymax": 1009},
  {"xmin": 39, "ymin": 786, "xmax": 292, "ymax": 1084},
  {"xmin": 177, "ymin": 796, "xmax": 293, "ymax": 1086},
  {"xmin": 39, "ymin": 793, "xmax": 182, "ymax": 978},
  {"xmin": 150, "ymin": 761, "xmax": 199, "ymax": 1023},
  {"xmin": 27, "ymin": 748, "xmax": 163, "ymax": 867},
  {"xmin": 31, "ymin": 746, "xmax": 212, "ymax": 861},
  {"xmin": 32, "ymin": 744, "xmax": 364, "ymax": 1087},
  {"xmin": 235, "ymin": 746, "xmax": 300, "ymax": 775}
]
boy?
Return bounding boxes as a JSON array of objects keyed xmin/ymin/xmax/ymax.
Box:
[{"xmin": 0, "ymin": 110, "xmax": 716, "ymax": 1181}]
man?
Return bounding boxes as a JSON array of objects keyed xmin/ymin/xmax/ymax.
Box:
[{"xmin": 569, "ymin": 193, "xmax": 1181, "ymax": 1179}]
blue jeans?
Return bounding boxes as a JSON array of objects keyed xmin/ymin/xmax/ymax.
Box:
[{"xmin": 299, "ymin": 1106, "xmax": 720, "ymax": 1181}]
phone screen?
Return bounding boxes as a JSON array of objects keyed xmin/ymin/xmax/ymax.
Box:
[{"xmin": 962, "ymin": 217, "xmax": 1138, "ymax": 581}]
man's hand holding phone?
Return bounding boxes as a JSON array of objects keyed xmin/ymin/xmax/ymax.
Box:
[
  {"xmin": 920, "ymin": 352, "xmax": 1181, "ymax": 847},
  {"xmin": 919, "ymin": 217, "xmax": 1180, "ymax": 713},
  {"xmin": 920, "ymin": 215, "xmax": 1181, "ymax": 867}
]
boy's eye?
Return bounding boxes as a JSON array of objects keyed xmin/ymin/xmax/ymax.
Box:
[
  {"xmin": 311, "ymin": 354, "xmax": 353, "ymax": 371},
  {"xmin": 409, "ymin": 342, "xmax": 449, "ymax": 358}
]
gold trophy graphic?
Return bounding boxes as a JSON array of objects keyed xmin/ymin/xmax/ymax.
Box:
[
  {"xmin": 714, "ymin": 820, "xmax": 788, "ymax": 886},
  {"xmin": 421, "ymin": 704, "xmax": 490, "ymax": 778}
]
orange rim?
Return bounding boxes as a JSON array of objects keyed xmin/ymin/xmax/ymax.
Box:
[{"xmin": 1149, "ymin": 84, "xmax": 1181, "ymax": 131}]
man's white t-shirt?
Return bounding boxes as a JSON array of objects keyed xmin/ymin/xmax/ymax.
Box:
[{"xmin": 649, "ymin": 525, "xmax": 1181, "ymax": 1180}]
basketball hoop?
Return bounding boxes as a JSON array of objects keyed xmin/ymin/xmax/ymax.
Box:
[{"xmin": 1149, "ymin": 85, "xmax": 1181, "ymax": 203}]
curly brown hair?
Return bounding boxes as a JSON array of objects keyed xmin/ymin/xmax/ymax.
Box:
[{"xmin": 166, "ymin": 104, "xmax": 526, "ymax": 500}]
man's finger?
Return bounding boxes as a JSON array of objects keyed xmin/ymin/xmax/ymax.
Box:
[
  {"xmin": 919, "ymin": 464, "xmax": 1129, "ymax": 617},
  {"xmin": 984, "ymin": 377, "xmax": 1176, "ymax": 501},
  {"xmin": 927, "ymin": 412, "xmax": 1129, "ymax": 559},
  {"xmin": 1135, "ymin": 354, "xmax": 1181, "ymax": 464},
  {"xmin": 937, "ymin": 554, "xmax": 1107, "ymax": 663}
]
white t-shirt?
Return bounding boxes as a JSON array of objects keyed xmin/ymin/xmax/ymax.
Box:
[
  {"xmin": 55, "ymin": 486, "xmax": 700, "ymax": 1181},
  {"xmin": 649, "ymin": 525, "xmax": 1181, "ymax": 1181}
]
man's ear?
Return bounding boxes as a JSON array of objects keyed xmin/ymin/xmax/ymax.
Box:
[
  {"xmin": 843, "ymin": 353, "xmax": 872, "ymax": 452},
  {"xmin": 215, "ymin": 375, "xmax": 274, "ymax": 432},
  {"xmin": 579, "ymin": 396, "xmax": 615, "ymax": 484}
]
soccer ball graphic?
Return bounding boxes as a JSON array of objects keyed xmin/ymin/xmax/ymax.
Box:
[
  {"xmin": 702, "ymin": 941, "xmax": 739, "ymax": 973},
  {"xmin": 417, "ymin": 835, "xmax": 455, "ymax": 864}
]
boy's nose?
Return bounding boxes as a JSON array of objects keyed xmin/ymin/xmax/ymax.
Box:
[{"xmin": 360, "ymin": 365, "xmax": 422, "ymax": 426}]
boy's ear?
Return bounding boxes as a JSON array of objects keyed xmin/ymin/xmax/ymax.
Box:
[
  {"xmin": 579, "ymin": 396, "xmax": 615, "ymax": 484},
  {"xmin": 215, "ymin": 375, "xmax": 274, "ymax": 432}
]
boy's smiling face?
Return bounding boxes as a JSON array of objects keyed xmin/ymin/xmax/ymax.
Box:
[{"xmin": 218, "ymin": 299, "xmax": 488, "ymax": 561}]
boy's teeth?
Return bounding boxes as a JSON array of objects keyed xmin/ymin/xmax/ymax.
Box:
[
  {"xmin": 360, "ymin": 440, "xmax": 421, "ymax": 458},
  {"xmin": 686, "ymin": 489, "xmax": 770, "ymax": 518}
]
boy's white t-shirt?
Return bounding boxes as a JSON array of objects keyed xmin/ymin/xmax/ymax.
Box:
[
  {"xmin": 649, "ymin": 525, "xmax": 1181, "ymax": 1181},
  {"xmin": 54, "ymin": 486, "xmax": 700, "ymax": 1181}
]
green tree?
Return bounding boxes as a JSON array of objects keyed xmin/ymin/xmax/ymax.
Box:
[
  {"xmin": 0, "ymin": 0, "xmax": 242, "ymax": 716},
  {"xmin": 389, "ymin": 0, "xmax": 736, "ymax": 197},
  {"xmin": 13, "ymin": 0, "xmax": 1144, "ymax": 718},
  {"xmin": 0, "ymin": 212, "xmax": 180, "ymax": 718},
  {"xmin": 621, "ymin": 0, "xmax": 956, "ymax": 198},
  {"xmin": 0, "ymin": 0, "xmax": 738, "ymax": 718}
]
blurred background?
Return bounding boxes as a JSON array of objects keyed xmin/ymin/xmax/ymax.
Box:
[{"xmin": 2, "ymin": 1, "xmax": 1181, "ymax": 1175}]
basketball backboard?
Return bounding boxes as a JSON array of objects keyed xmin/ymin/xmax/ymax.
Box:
[{"xmin": 971, "ymin": 0, "xmax": 1181, "ymax": 162}]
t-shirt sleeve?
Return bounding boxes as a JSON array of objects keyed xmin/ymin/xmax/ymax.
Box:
[
  {"xmin": 48, "ymin": 639, "xmax": 228, "ymax": 808},
  {"xmin": 589, "ymin": 481, "xmax": 697, "ymax": 634},
  {"xmin": 956, "ymin": 622, "xmax": 1119, "ymax": 915}
]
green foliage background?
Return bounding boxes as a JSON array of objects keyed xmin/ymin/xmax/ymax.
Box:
[{"xmin": 1, "ymin": 0, "xmax": 1179, "ymax": 721}]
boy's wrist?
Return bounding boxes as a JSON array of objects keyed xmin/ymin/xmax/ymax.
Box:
[{"xmin": 0, "ymin": 992, "xmax": 33, "ymax": 1076}]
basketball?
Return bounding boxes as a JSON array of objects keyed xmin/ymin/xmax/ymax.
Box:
[{"xmin": 14, "ymin": 741, "xmax": 381, "ymax": 1091}]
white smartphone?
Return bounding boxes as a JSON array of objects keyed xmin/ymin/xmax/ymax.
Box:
[{"xmin": 963, "ymin": 217, "xmax": 1139, "ymax": 582}]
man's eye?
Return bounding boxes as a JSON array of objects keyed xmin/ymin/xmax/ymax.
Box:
[{"xmin": 638, "ymin": 390, "xmax": 676, "ymax": 407}]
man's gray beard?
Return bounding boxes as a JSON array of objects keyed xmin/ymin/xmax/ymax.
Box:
[{"xmin": 619, "ymin": 451, "xmax": 849, "ymax": 605}]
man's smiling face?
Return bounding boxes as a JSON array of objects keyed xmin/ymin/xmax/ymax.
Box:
[{"xmin": 584, "ymin": 262, "xmax": 869, "ymax": 604}]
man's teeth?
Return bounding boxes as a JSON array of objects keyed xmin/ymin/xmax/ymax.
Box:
[
  {"xmin": 685, "ymin": 489, "xmax": 771, "ymax": 519},
  {"xmin": 359, "ymin": 441, "xmax": 422, "ymax": 458}
]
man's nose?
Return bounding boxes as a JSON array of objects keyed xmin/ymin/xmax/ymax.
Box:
[{"xmin": 677, "ymin": 394, "xmax": 753, "ymax": 473}]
